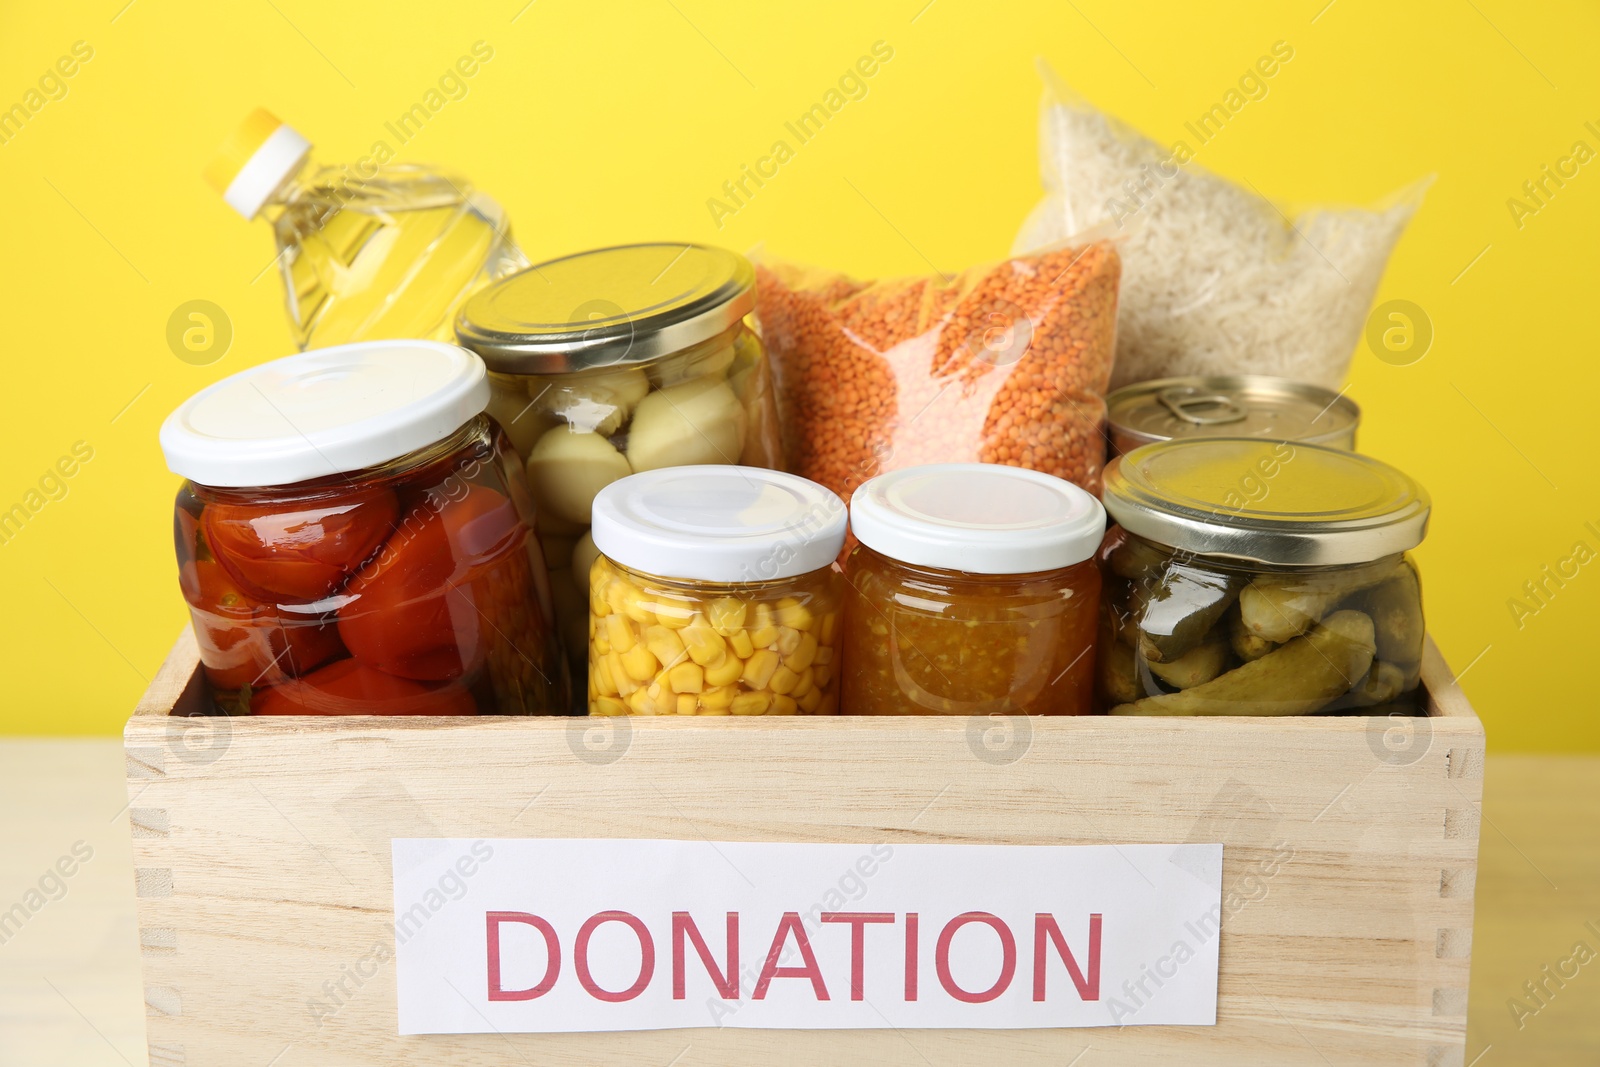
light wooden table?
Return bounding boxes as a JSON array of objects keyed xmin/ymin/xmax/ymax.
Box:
[{"xmin": 0, "ymin": 740, "xmax": 1593, "ymax": 1066}]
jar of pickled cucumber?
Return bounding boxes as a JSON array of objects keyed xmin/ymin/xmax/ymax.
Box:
[
  {"xmin": 842, "ymin": 464, "xmax": 1106, "ymax": 716},
  {"xmin": 160, "ymin": 341, "xmax": 568, "ymax": 716},
  {"xmin": 455, "ymin": 243, "xmax": 783, "ymax": 669},
  {"xmin": 1099, "ymin": 438, "xmax": 1430, "ymax": 716},
  {"xmin": 585, "ymin": 466, "xmax": 845, "ymax": 716}
]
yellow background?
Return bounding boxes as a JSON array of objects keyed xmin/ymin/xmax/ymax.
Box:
[{"xmin": 0, "ymin": 0, "xmax": 1593, "ymax": 749}]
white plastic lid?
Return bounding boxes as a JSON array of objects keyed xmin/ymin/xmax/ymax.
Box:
[
  {"xmin": 850, "ymin": 464, "xmax": 1106, "ymax": 574},
  {"xmin": 160, "ymin": 340, "xmax": 489, "ymax": 488},
  {"xmin": 590, "ymin": 466, "xmax": 847, "ymax": 584}
]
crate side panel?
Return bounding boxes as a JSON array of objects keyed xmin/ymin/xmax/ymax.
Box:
[{"xmin": 124, "ymin": 709, "xmax": 1481, "ymax": 1066}]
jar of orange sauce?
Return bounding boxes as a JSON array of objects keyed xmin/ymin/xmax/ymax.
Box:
[{"xmin": 841, "ymin": 464, "xmax": 1105, "ymax": 716}]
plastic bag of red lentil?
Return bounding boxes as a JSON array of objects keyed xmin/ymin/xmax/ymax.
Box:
[{"xmin": 754, "ymin": 238, "xmax": 1120, "ymax": 512}]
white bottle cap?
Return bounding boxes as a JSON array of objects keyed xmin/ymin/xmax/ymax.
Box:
[
  {"xmin": 850, "ymin": 463, "xmax": 1106, "ymax": 574},
  {"xmin": 160, "ymin": 341, "xmax": 489, "ymax": 488},
  {"xmin": 590, "ymin": 466, "xmax": 847, "ymax": 584},
  {"xmin": 204, "ymin": 109, "xmax": 311, "ymax": 219}
]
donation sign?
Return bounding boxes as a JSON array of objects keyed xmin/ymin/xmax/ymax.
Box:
[{"xmin": 392, "ymin": 838, "xmax": 1223, "ymax": 1034}]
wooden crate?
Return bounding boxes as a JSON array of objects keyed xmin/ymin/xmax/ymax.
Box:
[{"xmin": 125, "ymin": 628, "xmax": 1483, "ymax": 1067}]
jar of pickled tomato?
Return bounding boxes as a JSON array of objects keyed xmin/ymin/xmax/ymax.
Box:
[
  {"xmin": 586, "ymin": 466, "xmax": 845, "ymax": 716},
  {"xmin": 454, "ymin": 243, "xmax": 783, "ymax": 668},
  {"xmin": 842, "ymin": 464, "xmax": 1106, "ymax": 716},
  {"xmin": 159, "ymin": 341, "xmax": 568, "ymax": 716}
]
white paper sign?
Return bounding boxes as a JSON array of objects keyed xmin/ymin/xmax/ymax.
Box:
[{"xmin": 392, "ymin": 838, "xmax": 1222, "ymax": 1034}]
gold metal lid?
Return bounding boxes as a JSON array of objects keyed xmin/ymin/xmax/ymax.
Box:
[
  {"xmin": 455, "ymin": 243, "xmax": 754, "ymax": 374},
  {"xmin": 1105, "ymin": 375, "xmax": 1359, "ymax": 451},
  {"xmin": 1102, "ymin": 438, "xmax": 1430, "ymax": 566}
]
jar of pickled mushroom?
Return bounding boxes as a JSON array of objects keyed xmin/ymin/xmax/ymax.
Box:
[
  {"xmin": 1099, "ymin": 438, "xmax": 1430, "ymax": 716},
  {"xmin": 159, "ymin": 341, "xmax": 568, "ymax": 716},
  {"xmin": 585, "ymin": 466, "xmax": 845, "ymax": 716},
  {"xmin": 841, "ymin": 464, "xmax": 1106, "ymax": 716},
  {"xmin": 455, "ymin": 243, "xmax": 783, "ymax": 667}
]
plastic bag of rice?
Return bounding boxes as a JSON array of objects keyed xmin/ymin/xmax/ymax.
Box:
[{"xmin": 1013, "ymin": 61, "xmax": 1427, "ymax": 390}]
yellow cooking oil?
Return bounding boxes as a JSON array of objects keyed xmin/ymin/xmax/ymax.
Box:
[
  {"xmin": 206, "ymin": 109, "xmax": 528, "ymax": 350},
  {"xmin": 268, "ymin": 164, "xmax": 527, "ymax": 348}
]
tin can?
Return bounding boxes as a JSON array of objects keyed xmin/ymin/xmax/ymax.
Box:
[{"xmin": 1105, "ymin": 375, "xmax": 1359, "ymax": 456}]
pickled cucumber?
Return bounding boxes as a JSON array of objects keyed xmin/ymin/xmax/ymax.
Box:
[
  {"xmin": 1238, "ymin": 558, "xmax": 1399, "ymax": 643},
  {"xmin": 1366, "ymin": 560, "xmax": 1424, "ymax": 688},
  {"xmin": 1349, "ymin": 661, "xmax": 1406, "ymax": 708},
  {"xmin": 1109, "ymin": 536, "xmax": 1172, "ymax": 581},
  {"xmin": 1099, "ymin": 638, "xmax": 1143, "ymax": 706},
  {"xmin": 1137, "ymin": 563, "xmax": 1242, "ymax": 663},
  {"xmin": 1111, "ymin": 610, "xmax": 1376, "ymax": 717},
  {"xmin": 1228, "ymin": 604, "xmax": 1274, "ymax": 662},
  {"xmin": 1147, "ymin": 631, "xmax": 1231, "ymax": 689}
]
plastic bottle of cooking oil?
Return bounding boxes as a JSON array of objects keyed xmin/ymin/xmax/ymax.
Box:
[{"xmin": 204, "ymin": 109, "xmax": 529, "ymax": 350}]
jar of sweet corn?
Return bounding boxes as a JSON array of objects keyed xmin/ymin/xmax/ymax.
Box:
[
  {"xmin": 455, "ymin": 243, "xmax": 783, "ymax": 672},
  {"xmin": 842, "ymin": 464, "xmax": 1106, "ymax": 716},
  {"xmin": 586, "ymin": 466, "xmax": 846, "ymax": 716}
]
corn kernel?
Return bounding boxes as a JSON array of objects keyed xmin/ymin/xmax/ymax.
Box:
[
  {"xmin": 620, "ymin": 643, "xmax": 658, "ymax": 682},
  {"xmin": 652, "ymin": 601, "xmax": 696, "ymax": 629},
  {"xmin": 626, "ymin": 688, "xmax": 655, "ymax": 714},
  {"xmin": 731, "ymin": 692, "xmax": 771, "ymax": 715},
  {"xmin": 595, "ymin": 695, "xmax": 628, "ymax": 716},
  {"xmin": 754, "ymin": 603, "xmax": 775, "ymax": 630},
  {"xmin": 770, "ymin": 694, "xmax": 798, "ymax": 715},
  {"xmin": 742, "ymin": 649, "xmax": 780, "ymax": 689},
  {"xmin": 797, "ymin": 687, "xmax": 823, "ymax": 713},
  {"xmin": 816, "ymin": 690, "xmax": 838, "ymax": 716},
  {"xmin": 792, "ymin": 666, "xmax": 814, "ymax": 698},
  {"xmin": 769, "ymin": 665, "xmax": 799, "ymax": 695},
  {"xmin": 682, "ymin": 621, "xmax": 727, "ymax": 667},
  {"xmin": 700, "ymin": 685, "xmax": 735, "ymax": 709},
  {"xmin": 785, "ymin": 631, "xmax": 818, "ymax": 672},
  {"xmin": 669, "ymin": 662, "xmax": 705, "ymax": 694},
  {"xmin": 699, "ymin": 703, "xmax": 731, "ymax": 715},
  {"xmin": 594, "ymin": 655, "xmax": 619, "ymax": 697},
  {"xmin": 776, "ymin": 626, "xmax": 802, "ymax": 656},
  {"xmin": 606, "ymin": 614, "xmax": 636, "ymax": 653},
  {"xmin": 750, "ymin": 624, "xmax": 779, "ymax": 649},
  {"xmin": 819, "ymin": 611, "xmax": 838, "ymax": 644},
  {"xmin": 708, "ymin": 597, "xmax": 747, "ymax": 634},
  {"xmin": 593, "ymin": 635, "xmax": 610, "ymax": 657},
  {"xmin": 676, "ymin": 694, "xmax": 699, "ymax": 715},
  {"xmin": 607, "ymin": 651, "xmax": 639, "ymax": 696},
  {"xmin": 644, "ymin": 626, "xmax": 686, "ymax": 670},
  {"xmin": 814, "ymin": 646, "xmax": 834, "ymax": 665},
  {"xmin": 605, "ymin": 579, "xmax": 637, "ymax": 618},
  {"xmin": 776, "ymin": 597, "xmax": 814, "ymax": 631},
  {"xmin": 728, "ymin": 629, "xmax": 755, "ymax": 659},
  {"xmin": 812, "ymin": 663, "xmax": 832, "ymax": 688},
  {"xmin": 705, "ymin": 654, "xmax": 744, "ymax": 687}
]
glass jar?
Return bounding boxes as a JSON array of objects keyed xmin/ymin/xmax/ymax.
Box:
[
  {"xmin": 1099, "ymin": 438, "xmax": 1430, "ymax": 716},
  {"xmin": 585, "ymin": 467, "xmax": 845, "ymax": 716},
  {"xmin": 160, "ymin": 341, "xmax": 568, "ymax": 716},
  {"xmin": 455, "ymin": 243, "xmax": 783, "ymax": 669},
  {"xmin": 841, "ymin": 464, "xmax": 1106, "ymax": 716}
]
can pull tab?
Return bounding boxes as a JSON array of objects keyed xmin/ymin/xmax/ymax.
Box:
[{"xmin": 1159, "ymin": 388, "xmax": 1247, "ymax": 426}]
